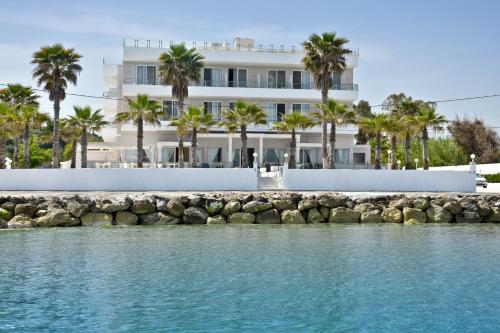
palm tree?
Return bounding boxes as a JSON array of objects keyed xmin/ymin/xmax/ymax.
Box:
[
  {"xmin": 353, "ymin": 100, "xmax": 372, "ymax": 144},
  {"xmin": 60, "ymin": 118, "xmax": 81, "ymax": 168},
  {"xmin": 273, "ymin": 112, "xmax": 315, "ymax": 169},
  {"xmin": 314, "ymin": 99, "xmax": 356, "ymax": 168},
  {"xmin": 220, "ymin": 100, "xmax": 267, "ymax": 168},
  {"xmin": 115, "ymin": 94, "xmax": 162, "ymax": 168},
  {"xmin": 0, "ymin": 84, "xmax": 40, "ymax": 106},
  {"xmin": 70, "ymin": 106, "xmax": 108, "ymax": 168},
  {"xmin": 383, "ymin": 116, "xmax": 404, "ymax": 170},
  {"xmin": 32, "ymin": 44, "xmax": 82, "ymax": 168},
  {"xmin": 170, "ymin": 116, "xmax": 188, "ymax": 167},
  {"xmin": 18, "ymin": 104, "xmax": 49, "ymax": 168},
  {"xmin": 414, "ymin": 104, "xmax": 447, "ymax": 170},
  {"xmin": 359, "ymin": 113, "xmax": 388, "ymax": 170},
  {"xmin": 0, "ymin": 102, "xmax": 13, "ymax": 168},
  {"xmin": 158, "ymin": 44, "xmax": 204, "ymax": 167},
  {"xmin": 303, "ymin": 32, "xmax": 352, "ymax": 168},
  {"xmin": 171, "ymin": 106, "xmax": 215, "ymax": 167}
]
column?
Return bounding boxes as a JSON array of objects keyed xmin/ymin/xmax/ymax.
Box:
[
  {"xmin": 259, "ymin": 136, "xmax": 264, "ymax": 164},
  {"xmin": 296, "ymin": 134, "xmax": 301, "ymax": 164},
  {"xmin": 228, "ymin": 135, "xmax": 233, "ymax": 167}
]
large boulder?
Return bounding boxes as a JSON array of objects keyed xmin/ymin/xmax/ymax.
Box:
[
  {"xmin": 1, "ymin": 202, "xmax": 16, "ymax": 212},
  {"xmin": 228, "ymin": 212, "xmax": 255, "ymax": 224},
  {"xmin": 477, "ymin": 200, "xmax": 491, "ymax": 217},
  {"xmin": 8, "ymin": 215, "xmax": 35, "ymax": 229},
  {"xmin": 426, "ymin": 205, "xmax": 453, "ymax": 223},
  {"xmin": 360, "ymin": 210, "xmax": 382, "ymax": 223},
  {"xmin": 182, "ymin": 207, "xmax": 209, "ymax": 224},
  {"xmin": 381, "ymin": 207, "xmax": 402, "ymax": 223},
  {"xmin": 413, "ymin": 198, "xmax": 430, "ymax": 211},
  {"xmin": 115, "ymin": 211, "xmax": 138, "ymax": 225},
  {"xmin": 443, "ymin": 200, "xmax": 462, "ymax": 215},
  {"xmin": 318, "ymin": 194, "xmax": 346, "ymax": 208},
  {"xmin": 456, "ymin": 210, "xmax": 481, "ymax": 223},
  {"xmin": 14, "ymin": 203, "xmax": 38, "ymax": 218},
  {"xmin": 307, "ymin": 208, "xmax": 325, "ymax": 223},
  {"xmin": 242, "ymin": 201, "xmax": 272, "ymax": 214},
  {"xmin": 130, "ymin": 199, "xmax": 156, "ymax": 215},
  {"xmin": 221, "ymin": 201, "xmax": 241, "ymax": 216},
  {"xmin": 156, "ymin": 199, "xmax": 170, "ymax": 212},
  {"xmin": 389, "ymin": 197, "xmax": 412, "ymax": 210},
  {"xmin": 281, "ymin": 210, "xmax": 306, "ymax": 224},
  {"xmin": 36, "ymin": 209, "xmax": 80, "ymax": 227},
  {"xmin": 205, "ymin": 199, "xmax": 224, "ymax": 215},
  {"xmin": 256, "ymin": 209, "xmax": 281, "ymax": 224},
  {"xmin": 188, "ymin": 195, "xmax": 205, "ymax": 207},
  {"xmin": 207, "ymin": 215, "xmax": 227, "ymax": 225},
  {"xmin": 66, "ymin": 201, "xmax": 90, "ymax": 218},
  {"xmin": 329, "ymin": 208, "xmax": 360, "ymax": 223},
  {"xmin": 166, "ymin": 199, "xmax": 186, "ymax": 217},
  {"xmin": 0, "ymin": 218, "xmax": 7, "ymax": 229},
  {"xmin": 403, "ymin": 207, "xmax": 427, "ymax": 224},
  {"xmin": 320, "ymin": 207, "xmax": 331, "ymax": 219},
  {"xmin": 97, "ymin": 198, "xmax": 131, "ymax": 213},
  {"xmin": 271, "ymin": 199, "xmax": 296, "ymax": 211},
  {"xmin": 488, "ymin": 207, "xmax": 500, "ymax": 222},
  {"xmin": 0, "ymin": 207, "xmax": 11, "ymax": 220},
  {"xmin": 81, "ymin": 213, "xmax": 113, "ymax": 227},
  {"xmin": 298, "ymin": 198, "xmax": 317, "ymax": 211},
  {"xmin": 354, "ymin": 203, "xmax": 377, "ymax": 213},
  {"xmin": 460, "ymin": 197, "xmax": 478, "ymax": 211},
  {"xmin": 140, "ymin": 212, "xmax": 180, "ymax": 225}
]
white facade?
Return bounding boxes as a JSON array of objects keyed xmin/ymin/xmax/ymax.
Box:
[{"xmin": 91, "ymin": 38, "xmax": 370, "ymax": 168}]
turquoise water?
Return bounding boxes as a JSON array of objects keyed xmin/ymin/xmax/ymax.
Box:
[{"xmin": 1, "ymin": 225, "xmax": 499, "ymax": 332}]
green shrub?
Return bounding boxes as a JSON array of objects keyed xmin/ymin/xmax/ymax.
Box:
[{"xmin": 484, "ymin": 173, "xmax": 500, "ymax": 183}]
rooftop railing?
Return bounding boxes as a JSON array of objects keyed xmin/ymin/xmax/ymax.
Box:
[{"xmin": 123, "ymin": 39, "xmax": 359, "ymax": 56}]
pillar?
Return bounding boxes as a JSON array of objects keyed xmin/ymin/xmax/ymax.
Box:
[
  {"xmin": 259, "ymin": 136, "xmax": 264, "ymax": 164},
  {"xmin": 228, "ymin": 135, "xmax": 233, "ymax": 167}
]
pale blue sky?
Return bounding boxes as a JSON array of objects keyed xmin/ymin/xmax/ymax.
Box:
[{"xmin": 1, "ymin": 0, "xmax": 499, "ymax": 129}]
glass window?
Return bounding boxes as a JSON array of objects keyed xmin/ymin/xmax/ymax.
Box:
[
  {"xmin": 160, "ymin": 147, "xmax": 176, "ymax": 163},
  {"xmin": 335, "ymin": 148, "xmax": 350, "ymax": 164},
  {"xmin": 137, "ymin": 65, "xmax": 156, "ymax": 85},
  {"xmin": 204, "ymin": 68, "xmax": 223, "ymax": 87},
  {"xmin": 162, "ymin": 100, "xmax": 179, "ymax": 120},
  {"xmin": 331, "ymin": 73, "xmax": 341, "ymax": 89},
  {"xmin": 232, "ymin": 149, "xmax": 241, "ymax": 167},
  {"xmin": 268, "ymin": 70, "xmax": 286, "ymax": 88},
  {"xmin": 208, "ymin": 148, "xmax": 222, "ymax": 163},
  {"xmin": 204, "ymin": 101, "xmax": 222, "ymax": 120},
  {"xmin": 353, "ymin": 153, "xmax": 365, "ymax": 164},
  {"xmin": 292, "ymin": 104, "xmax": 310, "ymax": 114},
  {"xmin": 267, "ymin": 103, "xmax": 277, "ymax": 122}
]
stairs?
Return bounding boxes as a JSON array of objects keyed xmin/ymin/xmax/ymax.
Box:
[{"xmin": 257, "ymin": 172, "xmax": 283, "ymax": 191}]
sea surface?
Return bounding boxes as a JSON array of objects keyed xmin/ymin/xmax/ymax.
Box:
[{"xmin": 1, "ymin": 224, "xmax": 499, "ymax": 332}]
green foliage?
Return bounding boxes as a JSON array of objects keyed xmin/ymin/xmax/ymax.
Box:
[
  {"xmin": 484, "ymin": 173, "xmax": 500, "ymax": 183},
  {"xmin": 63, "ymin": 143, "xmax": 74, "ymax": 161},
  {"xmin": 18, "ymin": 135, "xmax": 52, "ymax": 168}
]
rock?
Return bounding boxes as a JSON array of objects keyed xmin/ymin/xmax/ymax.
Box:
[
  {"xmin": 242, "ymin": 201, "xmax": 272, "ymax": 214},
  {"xmin": 205, "ymin": 199, "xmax": 224, "ymax": 215},
  {"xmin": 207, "ymin": 215, "xmax": 226, "ymax": 225},
  {"xmin": 488, "ymin": 207, "xmax": 500, "ymax": 222},
  {"xmin": 156, "ymin": 199, "xmax": 170, "ymax": 212},
  {"xmin": 426, "ymin": 205, "xmax": 453, "ymax": 223},
  {"xmin": 320, "ymin": 207, "xmax": 330, "ymax": 219},
  {"xmin": 8, "ymin": 215, "xmax": 35, "ymax": 229},
  {"xmin": 460, "ymin": 197, "xmax": 478, "ymax": 211},
  {"xmin": 140, "ymin": 212, "xmax": 180, "ymax": 225},
  {"xmin": 130, "ymin": 199, "xmax": 156, "ymax": 215},
  {"xmin": 307, "ymin": 208, "xmax": 325, "ymax": 223},
  {"xmin": 318, "ymin": 194, "xmax": 346, "ymax": 208},
  {"xmin": 182, "ymin": 207, "xmax": 209, "ymax": 224},
  {"xmin": 329, "ymin": 208, "xmax": 360, "ymax": 223},
  {"xmin": 221, "ymin": 201, "xmax": 241, "ymax": 216},
  {"xmin": 381, "ymin": 208, "xmax": 403, "ymax": 223},
  {"xmin": 47, "ymin": 203, "xmax": 63, "ymax": 212},
  {"xmin": 477, "ymin": 201, "xmax": 491, "ymax": 217},
  {"xmin": 443, "ymin": 201, "xmax": 462, "ymax": 215},
  {"xmin": 413, "ymin": 198, "xmax": 429, "ymax": 211},
  {"xmin": 35, "ymin": 210, "xmax": 47, "ymax": 218},
  {"xmin": 0, "ymin": 218, "xmax": 7, "ymax": 229},
  {"xmin": 189, "ymin": 195, "xmax": 205, "ymax": 207},
  {"xmin": 354, "ymin": 203, "xmax": 376, "ymax": 213},
  {"xmin": 360, "ymin": 210, "xmax": 382, "ymax": 223},
  {"xmin": 115, "ymin": 211, "xmax": 138, "ymax": 225},
  {"xmin": 281, "ymin": 210, "xmax": 306, "ymax": 224},
  {"xmin": 66, "ymin": 201, "xmax": 89, "ymax": 218},
  {"xmin": 98, "ymin": 199, "xmax": 131, "ymax": 213},
  {"xmin": 1, "ymin": 202, "xmax": 15, "ymax": 212},
  {"xmin": 298, "ymin": 198, "xmax": 317, "ymax": 211},
  {"xmin": 403, "ymin": 207, "xmax": 427, "ymax": 224},
  {"xmin": 36, "ymin": 209, "xmax": 80, "ymax": 227},
  {"xmin": 228, "ymin": 212, "xmax": 255, "ymax": 224},
  {"xmin": 14, "ymin": 203, "xmax": 37, "ymax": 218},
  {"xmin": 456, "ymin": 210, "xmax": 481, "ymax": 223},
  {"xmin": 166, "ymin": 199, "xmax": 185, "ymax": 217},
  {"xmin": 389, "ymin": 197, "xmax": 412, "ymax": 210},
  {"xmin": 81, "ymin": 213, "xmax": 113, "ymax": 227},
  {"xmin": 256, "ymin": 209, "xmax": 281, "ymax": 224},
  {"xmin": 271, "ymin": 199, "xmax": 296, "ymax": 211},
  {"xmin": 0, "ymin": 207, "xmax": 11, "ymax": 220}
]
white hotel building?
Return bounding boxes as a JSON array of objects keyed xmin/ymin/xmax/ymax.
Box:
[{"xmin": 87, "ymin": 38, "xmax": 370, "ymax": 168}]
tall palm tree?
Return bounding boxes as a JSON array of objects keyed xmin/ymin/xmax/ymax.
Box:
[
  {"xmin": 359, "ymin": 113, "xmax": 388, "ymax": 170},
  {"xmin": 314, "ymin": 99, "xmax": 356, "ymax": 168},
  {"xmin": 0, "ymin": 84, "xmax": 40, "ymax": 106},
  {"xmin": 171, "ymin": 106, "xmax": 215, "ymax": 167},
  {"xmin": 18, "ymin": 104, "xmax": 49, "ymax": 168},
  {"xmin": 303, "ymin": 32, "xmax": 351, "ymax": 168},
  {"xmin": 70, "ymin": 106, "xmax": 108, "ymax": 168},
  {"xmin": 158, "ymin": 44, "xmax": 204, "ymax": 167},
  {"xmin": 170, "ymin": 116, "xmax": 188, "ymax": 167},
  {"xmin": 60, "ymin": 118, "xmax": 81, "ymax": 168},
  {"xmin": 382, "ymin": 115, "xmax": 404, "ymax": 170},
  {"xmin": 414, "ymin": 104, "xmax": 447, "ymax": 170},
  {"xmin": 273, "ymin": 112, "xmax": 315, "ymax": 169},
  {"xmin": 115, "ymin": 94, "xmax": 162, "ymax": 168},
  {"xmin": 220, "ymin": 100, "xmax": 267, "ymax": 168},
  {"xmin": 32, "ymin": 44, "xmax": 82, "ymax": 168}
]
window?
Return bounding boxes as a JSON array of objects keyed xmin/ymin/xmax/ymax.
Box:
[
  {"xmin": 353, "ymin": 153, "xmax": 365, "ymax": 164},
  {"xmin": 160, "ymin": 147, "xmax": 176, "ymax": 163},
  {"xmin": 335, "ymin": 148, "xmax": 350, "ymax": 164},
  {"xmin": 331, "ymin": 72, "xmax": 342, "ymax": 89},
  {"xmin": 137, "ymin": 66, "xmax": 156, "ymax": 85},
  {"xmin": 203, "ymin": 68, "xmax": 223, "ymax": 87},
  {"xmin": 123, "ymin": 148, "xmax": 151, "ymax": 162},
  {"xmin": 292, "ymin": 103, "xmax": 310, "ymax": 114},
  {"xmin": 228, "ymin": 68, "xmax": 247, "ymax": 87},
  {"xmin": 267, "ymin": 103, "xmax": 286, "ymax": 122},
  {"xmin": 293, "ymin": 71, "xmax": 311, "ymax": 89},
  {"xmin": 162, "ymin": 100, "xmax": 180, "ymax": 120},
  {"xmin": 268, "ymin": 70, "xmax": 286, "ymax": 88},
  {"xmin": 263, "ymin": 148, "xmax": 286, "ymax": 164},
  {"xmin": 300, "ymin": 148, "xmax": 321, "ymax": 167},
  {"xmin": 204, "ymin": 101, "xmax": 222, "ymax": 120},
  {"xmin": 207, "ymin": 148, "xmax": 222, "ymax": 163},
  {"xmin": 232, "ymin": 149, "xmax": 241, "ymax": 167}
]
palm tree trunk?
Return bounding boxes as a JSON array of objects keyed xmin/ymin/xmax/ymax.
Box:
[
  {"xmin": 391, "ymin": 135, "xmax": 397, "ymax": 170},
  {"xmin": 241, "ymin": 125, "xmax": 248, "ymax": 168},
  {"xmin": 404, "ymin": 133, "xmax": 412, "ymax": 170},
  {"xmin": 0, "ymin": 137, "xmax": 6, "ymax": 169},
  {"xmin": 13, "ymin": 138, "xmax": 19, "ymax": 169},
  {"xmin": 321, "ymin": 87, "xmax": 329, "ymax": 168},
  {"xmin": 23, "ymin": 123, "xmax": 30, "ymax": 169},
  {"xmin": 191, "ymin": 127, "xmax": 197, "ymax": 167},
  {"xmin": 289, "ymin": 129, "xmax": 297, "ymax": 169},
  {"xmin": 137, "ymin": 116, "xmax": 144, "ymax": 168},
  {"xmin": 178, "ymin": 102, "xmax": 184, "ymax": 168},
  {"xmin": 329, "ymin": 122, "xmax": 336, "ymax": 169},
  {"xmin": 71, "ymin": 138, "xmax": 77, "ymax": 169},
  {"xmin": 81, "ymin": 128, "xmax": 88, "ymax": 168},
  {"xmin": 375, "ymin": 132, "xmax": 382, "ymax": 170},
  {"xmin": 422, "ymin": 127, "xmax": 429, "ymax": 170},
  {"xmin": 52, "ymin": 97, "xmax": 61, "ymax": 168}
]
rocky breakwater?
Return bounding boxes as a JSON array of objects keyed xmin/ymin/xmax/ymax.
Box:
[{"xmin": 0, "ymin": 192, "xmax": 499, "ymax": 229}]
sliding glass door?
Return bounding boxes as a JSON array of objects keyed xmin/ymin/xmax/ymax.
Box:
[
  {"xmin": 292, "ymin": 71, "xmax": 311, "ymax": 89},
  {"xmin": 267, "ymin": 103, "xmax": 286, "ymax": 122},
  {"xmin": 203, "ymin": 68, "xmax": 224, "ymax": 87},
  {"xmin": 228, "ymin": 68, "xmax": 247, "ymax": 87},
  {"xmin": 268, "ymin": 70, "xmax": 286, "ymax": 88},
  {"xmin": 137, "ymin": 65, "xmax": 156, "ymax": 85}
]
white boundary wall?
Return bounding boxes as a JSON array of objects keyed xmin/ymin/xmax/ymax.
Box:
[
  {"xmin": 430, "ymin": 163, "xmax": 500, "ymax": 175},
  {"xmin": 282, "ymin": 169, "xmax": 476, "ymax": 192},
  {"xmin": 0, "ymin": 168, "xmax": 258, "ymax": 191}
]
